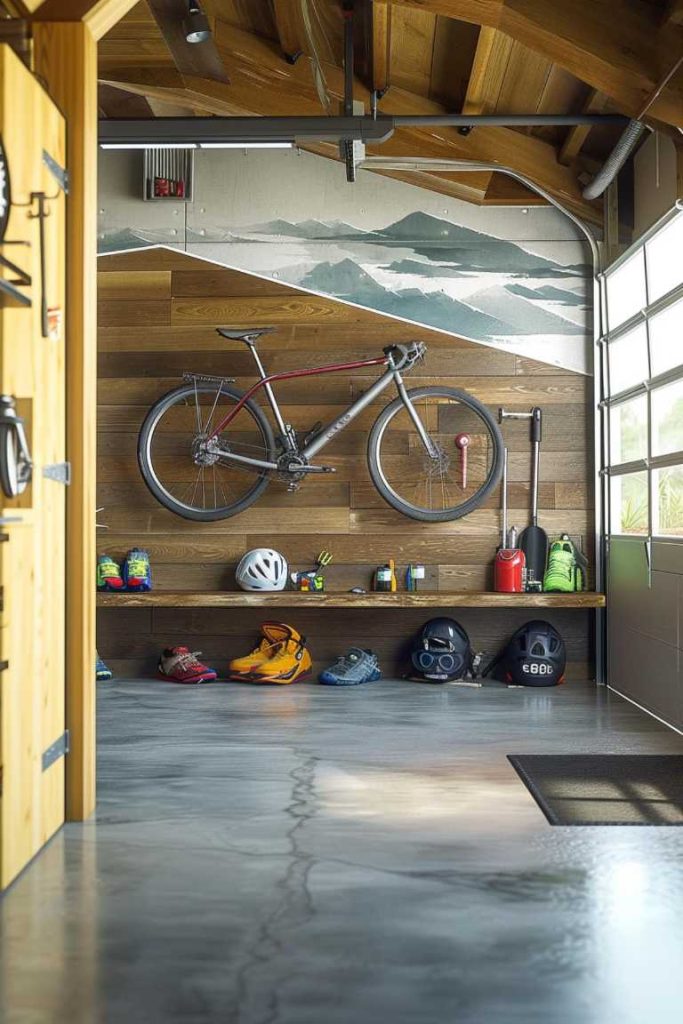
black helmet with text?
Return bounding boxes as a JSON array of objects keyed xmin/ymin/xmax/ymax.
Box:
[{"xmin": 493, "ymin": 620, "xmax": 566, "ymax": 686}]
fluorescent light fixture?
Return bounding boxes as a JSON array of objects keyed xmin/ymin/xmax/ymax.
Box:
[
  {"xmin": 100, "ymin": 142, "xmax": 294, "ymax": 151},
  {"xmin": 198, "ymin": 142, "xmax": 294, "ymax": 149},
  {"xmin": 100, "ymin": 143, "xmax": 197, "ymax": 150}
]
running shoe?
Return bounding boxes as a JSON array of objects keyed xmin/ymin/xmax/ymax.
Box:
[
  {"xmin": 96, "ymin": 651, "xmax": 113, "ymax": 682},
  {"xmin": 97, "ymin": 554, "xmax": 124, "ymax": 591},
  {"xmin": 158, "ymin": 646, "xmax": 217, "ymax": 684},
  {"xmin": 543, "ymin": 535, "xmax": 586, "ymax": 593},
  {"xmin": 319, "ymin": 648, "xmax": 381, "ymax": 686},
  {"xmin": 123, "ymin": 548, "xmax": 152, "ymax": 592}
]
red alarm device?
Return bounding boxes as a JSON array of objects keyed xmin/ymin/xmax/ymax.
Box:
[
  {"xmin": 494, "ymin": 448, "xmax": 526, "ymax": 593},
  {"xmin": 494, "ymin": 547, "xmax": 526, "ymax": 593}
]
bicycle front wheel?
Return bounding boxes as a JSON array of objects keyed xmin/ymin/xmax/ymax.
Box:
[
  {"xmin": 367, "ymin": 387, "xmax": 504, "ymax": 522},
  {"xmin": 138, "ymin": 382, "xmax": 275, "ymax": 522}
]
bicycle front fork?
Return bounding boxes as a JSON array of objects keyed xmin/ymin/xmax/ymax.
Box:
[{"xmin": 394, "ymin": 371, "xmax": 440, "ymax": 459}]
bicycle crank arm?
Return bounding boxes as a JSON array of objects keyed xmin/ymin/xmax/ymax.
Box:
[{"xmin": 288, "ymin": 464, "xmax": 336, "ymax": 474}]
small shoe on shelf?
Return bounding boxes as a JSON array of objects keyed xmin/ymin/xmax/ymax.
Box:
[
  {"xmin": 158, "ymin": 647, "xmax": 217, "ymax": 685},
  {"xmin": 96, "ymin": 651, "xmax": 113, "ymax": 682},
  {"xmin": 123, "ymin": 548, "xmax": 153, "ymax": 592},
  {"xmin": 96, "ymin": 554, "xmax": 124, "ymax": 591},
  {"xmin": 319, "ymin": 648, "xmax": 381, "ymax": 686}
]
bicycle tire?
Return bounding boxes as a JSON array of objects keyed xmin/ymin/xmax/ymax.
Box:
[
  {"xmin": 367, "ymin": 386, "xmax": 504, "ymax": 522},
  {"xmin": 137, "ymin": 382, "xmax": 275, "ymax": 522},
  {"xmin": 0, "ymin": 423, "xmax": 21, "ymax": 499}
]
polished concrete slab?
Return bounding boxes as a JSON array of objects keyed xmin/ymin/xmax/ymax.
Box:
[{"xmin": 2, "ymin": 679, "xmax": 683, "ymax": 1024}]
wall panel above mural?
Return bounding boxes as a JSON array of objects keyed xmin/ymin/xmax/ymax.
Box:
[{"xmin": 98, "ymin": 149, "xmax": 593, "ymax": 374}]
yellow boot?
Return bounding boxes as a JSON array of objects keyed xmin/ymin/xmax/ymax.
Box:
[
  {"xmin": 243, "ymin": 623, "xmax": 311, "ymax": 684},
  {"xmin": 229, "ymin": 622, "xmax": 298, "ymax": 680}
]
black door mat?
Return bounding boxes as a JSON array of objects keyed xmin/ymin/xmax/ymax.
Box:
[{"xmin": 508, "ymin": 754, "xmax": 683, "ymax": 826}]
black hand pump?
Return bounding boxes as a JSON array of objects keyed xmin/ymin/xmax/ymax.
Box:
[
  {"xmin": 519, "ymin": 407, "xmax": 547, "ymax": 587},
  {"xmin": 498, "ymin": 406, "xmax": 548, "ymax": 590}
]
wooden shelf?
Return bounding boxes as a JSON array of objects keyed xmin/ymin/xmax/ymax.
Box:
[{"xmin": 97, "ymin": 591, "xmax": 605, "ymax": 609}]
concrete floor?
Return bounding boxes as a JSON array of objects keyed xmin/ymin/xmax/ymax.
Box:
[{"xmin": 2, "ymin": 679, "xmax": 683, "ymax": 1024}]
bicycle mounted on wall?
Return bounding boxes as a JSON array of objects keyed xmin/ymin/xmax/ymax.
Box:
[{"xmin": 138, "ymin": 327, "xmax": 504, "ymax": 523}]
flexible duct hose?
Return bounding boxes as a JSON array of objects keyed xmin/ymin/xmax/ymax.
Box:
[{"xmin": 582, "ymin": 120, "xmax": 648, "ymax": 200}]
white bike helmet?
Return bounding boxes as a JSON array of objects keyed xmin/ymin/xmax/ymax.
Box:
[{"xmin": 236, "ymin": 548, "xmax": 288, "ymax": 592}]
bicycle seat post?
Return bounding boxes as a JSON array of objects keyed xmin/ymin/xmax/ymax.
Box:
[{"xmin": 235, "ymin": 333, "xmax": 288, "ymax": 439}]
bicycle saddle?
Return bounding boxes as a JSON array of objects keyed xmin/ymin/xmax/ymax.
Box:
[{"xmin": 216, "ymin": 327, "xmax": 275, "ymax": 344}]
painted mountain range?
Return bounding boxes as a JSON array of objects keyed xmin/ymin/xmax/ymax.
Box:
[{"xmin": 99, "ymin": 206, "xmax": 591, "ymax": 368}]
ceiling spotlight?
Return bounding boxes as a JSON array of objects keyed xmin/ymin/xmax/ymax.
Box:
[{"xmin": 184, "ymin": 2, "xmax": 211, "ymax": 44}]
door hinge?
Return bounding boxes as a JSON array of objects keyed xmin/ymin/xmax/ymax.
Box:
[
  {"xmin": 43, "ymin": 461, "xmax": 70, "ymax": 484},
  {"xmin": 42, "ymin": 149, "xmax": 69, "ymax": 193},
  {"xmin": 42, "ymin": 730, "xmax": 69, "ymax": 771}
]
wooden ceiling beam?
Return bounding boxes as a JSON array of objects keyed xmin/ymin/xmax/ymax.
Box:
[
  {"xmin": 98, "ymin": 81, "xmax": 154, "ymax": 117},
  {"xmin": 271, "ymin": 0, "xmax": 306, "ymax": 62},
  {"xmin": 461, "ymin": 25, "xmax": 512, "ymax": 115},
  {"xmin": 558, "ymin": 89, "xmax": 608, "ymax": 166},
  {"xmin": 100, "ymin": 23, "xmax": 599, "ymax": 222},
  {"xmin": 662, "ymin": 1, "xmax": 683, "ymax": 27},
  {"xmin": 148, "ymin": 0, "xmax": 229, "ymax": 83},
  {"xmin": 384, "ymin": 0, "xmax": 683, "ymax": 128},
  {"xmin": 27, "ymin": 0, "xmax": 140, "ymax": 40},
  {"xmin": 371, "ymin": 0, "xmax": 391, "ymax": 93}
]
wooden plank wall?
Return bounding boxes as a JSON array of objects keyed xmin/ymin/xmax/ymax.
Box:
[{"xmin": 97, "ymin": 246, "xmax": 595, "ymax": 679}]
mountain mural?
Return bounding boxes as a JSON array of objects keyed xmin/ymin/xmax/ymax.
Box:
[
  {"xmin": 302, "ymin": 260, "xmax": 516, "ymax": 339},
  {"xmin": 380, "ymin": 258, "xmax": 473, "ymax": 279},
  {"xmin": 252, "ymin": 218, "xmax": 367, "ymax": 239},
  {"xmin": 98, "ymin": 151, "xmax": 593, "ymax": 372},
  {"xmin": 506, "ymin": 283, "xmax": 587, "ymax": 306}
]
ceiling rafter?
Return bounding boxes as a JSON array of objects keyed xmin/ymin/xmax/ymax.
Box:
[
  {"xmin": 271, "ymin": 0, "xmax": 307, "ymax": 62},
  {"xmin": 148, "ymin": 0, "xmax": 229, "ymax": 83},
  {"xmin": 558, "ymin": 89, "xmax": 608, "ymax": 166},
  {"xmin": 384, "ymin": 0, "xmax": 683, "ymax": 128},
  {"xmin": 99, "ymin": 21, "xmax": 602, "ymax": 222},
  {"xmin": 27, "ymin": 0, "xmax": 140, "ymax": 40},
  {"xmin": 371, "ymin": 0, "xmax": 391, "ymax": 93},
  {"xmin": 461, "ymin": 25, "xmax": 512, "ymax": 115}
]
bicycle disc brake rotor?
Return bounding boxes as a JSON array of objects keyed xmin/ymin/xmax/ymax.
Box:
[
  {"xmin": 192, "ymin": 434, "xmax": 221, "ymax": 467},
  {"xmin": 424, "ymin": 442, "xmax": 450, "ymax": 476}
]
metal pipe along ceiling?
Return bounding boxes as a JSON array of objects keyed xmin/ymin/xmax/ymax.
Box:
[{"xmin": 582, "ymin": 121, "xmax": 648, "ymax": 200}]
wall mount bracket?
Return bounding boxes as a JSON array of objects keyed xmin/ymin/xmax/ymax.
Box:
[
  {"xmin": 43, "ymin": 461, "xmax": 71, "ymax": 484},
  {"xmin": 42, "ymin": 730, "xmax": 69, "ymax": 772},
  {"xmin": 42, "ymin": 149, "xmax": 69, "ymax": 194}
]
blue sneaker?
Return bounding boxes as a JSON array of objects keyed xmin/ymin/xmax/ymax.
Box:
[
  {"xmin": 319, "ymin": 648, "xmax": 381, "ymax": 686},
  {"xmin": 122, "ymin": 548, "xmax": 152, "ymax": 591},
  {"xmin": 96, "ymin": 651, "xmax": 113, "ymax": 682}
]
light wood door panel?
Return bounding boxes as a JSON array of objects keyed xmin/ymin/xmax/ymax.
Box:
[{"xmin": 0, "ymin": 46, "xmax": 67, "ymax": 890}]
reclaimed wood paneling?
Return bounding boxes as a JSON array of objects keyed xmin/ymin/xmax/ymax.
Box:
[{"xmin": 97, "ymin": 248, "xmax": 595, "ymax": 680}]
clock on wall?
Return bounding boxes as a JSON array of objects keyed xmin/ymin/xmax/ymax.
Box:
[{"xmin": 0, "ymin": 137, "xmax": 10, "ymax": 243}]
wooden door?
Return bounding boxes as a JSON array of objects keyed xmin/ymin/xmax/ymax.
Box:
[{"xmin": 0, "ymin": 45, "xmax": 67, "ymax": 889}]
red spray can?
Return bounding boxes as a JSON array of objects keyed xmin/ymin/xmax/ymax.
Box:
[{"xmin": 494, "ymin": 449, "xmax": 526, "ymax": 593}]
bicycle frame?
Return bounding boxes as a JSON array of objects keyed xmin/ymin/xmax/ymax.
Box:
[{"xmin": 207, "ymin": 343, "xmax": 436, "ymax": 472}]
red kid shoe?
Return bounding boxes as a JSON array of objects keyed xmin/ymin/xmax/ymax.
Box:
[{"xmin": 158, "ymin": 647, "xmax": 218, "ymax": 684}]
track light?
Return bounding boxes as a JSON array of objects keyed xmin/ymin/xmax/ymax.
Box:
[{"xmin": 184, "ymin": 2, "xmax": 211, "ymax": 44}]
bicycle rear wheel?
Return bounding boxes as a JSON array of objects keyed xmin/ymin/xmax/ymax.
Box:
[
  {"xmin": 367, "ymin": 386, "xmax": 504, "ymax": 522},
  {"xmin": 138, "ymin": 382, "xmax": 275, "ymax": 522}
]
